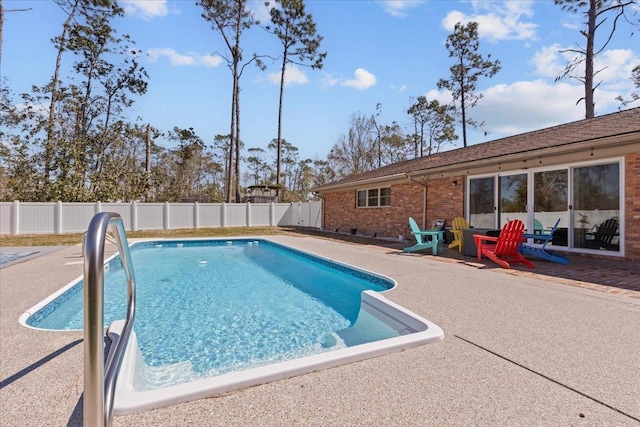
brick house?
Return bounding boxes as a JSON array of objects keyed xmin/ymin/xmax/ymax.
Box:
[{"xmin": 314, "ymin": 107, "xmax": 640, "ymax": 261}]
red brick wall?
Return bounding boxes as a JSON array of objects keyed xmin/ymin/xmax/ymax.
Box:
[
  {"xmin": 322, "ymin": 158, "xmax": 640, "ymax": 261},
  {"xmin": 322, "ymin": 177, "xmax": 466, "ymax": 238},
  {"xmin": 625, "ymin": 152, "xmax": 640, "ymax": 261},
  {"xmin": 322, "ymin": 182, "xmax": 425, "ymax": 238},
  {"xmin": 425, "ymin": 175, "xmax": 465, "ymax": 228}
]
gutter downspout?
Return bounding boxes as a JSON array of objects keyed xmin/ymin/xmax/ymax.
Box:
[{"xmin": 407, "ymin": 174, "xmax": 429, "ymax": 229}]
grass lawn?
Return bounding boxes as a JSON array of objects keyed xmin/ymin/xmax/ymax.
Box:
[{"xmin": 0, "ymin": 227, "xmax": 290, "ymax": 247}]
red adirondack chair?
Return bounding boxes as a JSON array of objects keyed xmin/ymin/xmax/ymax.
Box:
[{"xmin": 474, "ymin": 219, "xmax": 534, "ymax": 269}]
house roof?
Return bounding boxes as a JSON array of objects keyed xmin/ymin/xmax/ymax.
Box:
[{"xmin": 314, "ymin": 107, "xmax": 640, "ymax": 192}]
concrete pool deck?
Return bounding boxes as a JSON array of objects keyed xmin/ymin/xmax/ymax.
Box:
[{"xmin": 1, "ymin": 235, "xmax": 639, "ymax": 426}]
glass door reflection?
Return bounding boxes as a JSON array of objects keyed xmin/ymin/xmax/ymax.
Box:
[
  {"xmin": 534, "ymin": 169, "xmax": 568, "ymax": 247},
  {"xmin": 499, "ymin": 174, "xmax": 527, "ymax": 228}
]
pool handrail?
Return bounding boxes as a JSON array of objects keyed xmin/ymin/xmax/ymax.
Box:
[{"xmin": 83, "ymin": 212, "xmax": 136, "ymax": 427}]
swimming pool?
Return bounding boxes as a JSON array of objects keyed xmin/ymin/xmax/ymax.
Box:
[{"xmin": 21, "ymin": 238, "xmax": 444, "ymax": 414}]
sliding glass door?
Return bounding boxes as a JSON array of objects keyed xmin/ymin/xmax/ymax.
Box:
[
  {"xmin": 499, "ymin": 173, "xmax": 527, "ymax": 228},
  {"xmin": 466, "ymin": 159, "xmax": 622, "ymax": 253},
  {"xmin": 572, "ymin": 163, "xmax": 620, "ymax": 252},
  {"xmin": 534, "ymin": 169, "xmax": 568, "ymax": 246},
  {"xmin": 469, "ymin": 177, "xmax": 495, "ymax": 228}
]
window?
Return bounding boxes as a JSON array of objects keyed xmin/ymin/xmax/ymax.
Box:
[
  {"xmin": 356, "ymin": 187, "xmax": 391, "ymax": 207},
  {"xmin": 469, "ymin": 177, "xmax": 495, "ymax": 228},
  {"xmin": 380, "ymin": 187, "xmax": 391, "ymax": 206}
]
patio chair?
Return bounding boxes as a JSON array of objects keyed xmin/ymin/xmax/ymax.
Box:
[
  {"xmin": 403, "ymin": 217, "xmax": 443, "ymax": 256},
  {"xmin": 448, "ymin": 216, "xmax": 469, "ymax": 253},
  {"xmin": 587, "ymin": 217, "xmax": 620, "ymax": 251},
  {"xmin": 534, "ymin": 218, "xmax": 544, "ymax": 233},
  {"xmin": 474, "ymin": 219, "xmax": 534, "ymax": 269},
  {"xmin": 519, "ymin": 218, "xmax": 568, "ymax": 264}
]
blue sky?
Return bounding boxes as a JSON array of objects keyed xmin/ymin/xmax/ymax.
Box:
[{"xmin": 3, "ymin": 0, "xmax": 639, "ymax": 163}]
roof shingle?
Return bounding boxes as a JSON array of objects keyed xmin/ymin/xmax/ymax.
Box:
[{"xmin": 315, "ymin": 107, "xmax": 640, "ymax": 191}]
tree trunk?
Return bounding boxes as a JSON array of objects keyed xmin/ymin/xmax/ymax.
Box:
[
  {"xmin": 226, "ymin": 71, "xmax": 236, "ymax": 203},
  {"xmin": 585, "ymin": 0, "xmax": 596, "ymax": 119},
  {"xmin": 276, "ymin": 53, "xmax": 287, "ymax": 198},
  {"xmin": 145, "ymin": 124, "xmax": 151, "ymax": 201},
  {"xmin": 459, "ymin": 58, "xmax": 468, "ymax": 147},
  {"xmin": 234, "ymin": 74, "xmax": 241, "ymax": 203}
]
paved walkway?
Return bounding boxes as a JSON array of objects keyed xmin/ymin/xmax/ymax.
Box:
[
  {"xmin": 1, "ymin": 236, "xmax": 639, "ymax": 426},
  {"xmin": 290, "ymin": 229, "xmax": 640, "ymax": 298}
]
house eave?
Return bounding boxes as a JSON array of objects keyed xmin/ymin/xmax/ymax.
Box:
[
  {"xmin": 314, "ymin": 173, "xmax": 408, "ymax": 193},
  {"xmin": 406, "ymin": 132, "xmax": 640, "ymax": 179}
]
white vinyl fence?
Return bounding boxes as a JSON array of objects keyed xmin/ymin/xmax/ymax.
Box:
[{"xmin": 0, "ymin": 201, "xmax": 322, "ymax": 235}]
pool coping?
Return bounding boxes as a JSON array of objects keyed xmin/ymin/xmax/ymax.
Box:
[{"xmin": 111, "ymin": 290, "xmax": 444, "ymax": 415}]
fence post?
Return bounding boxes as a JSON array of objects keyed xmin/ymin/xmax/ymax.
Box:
[
  {"xmin": 246, "ymin": 202, "xmax": 251, "ymax": 227},
  {"xmin": 290, "ymin": 202, "xmax": 294, "ymax": 226},
  {"xmin": 55, "ymin": 201, "xmax": 63, "ymax": 234},
  {"xmin": 131, "ymin": 201, "xmax": 138, "ymax": 232},
  {"xmin": 194, "ymin": 202, "xmax": 199, "ymax": 229},
  {"xmin": 94, "ymin": 201, "xmax": 101, "ymax": 215},
  {"xmin": 11, "ymin": 200, "xmax": 19, "ymax": 235},
  {"xmin": 221, "ymin": 202, "xmax": 226, "ymax": 228},
  {"xmin": 164, "ymin": 202, "xmax": 170, "ymax": 230},
  {"xmin": 270, "ymin": 202, "xmax": 275, "ymax": 226}
]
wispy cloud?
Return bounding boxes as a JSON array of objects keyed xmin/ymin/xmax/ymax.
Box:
[
  {"xmin": 267, "ymin": 65, "xmax": 309, "ymax": 86},
  {"xmin": 247, "ymin": 0, "xmax": 272, "ymax": 23},
  {"xmin": 321, "ymin": 73, "xmax": 340, "ymax": 88},
  {"xmin": 531, "ymin": 44, "xmax": 640, "ymax": 100},
  {"xmin": 146, "ymin": 48, "xmax": 223, "ymax": 68},
  {"xmin": 379, "ymin": 0, "xmax": 426, "ymax": 17},
  {"xmin": 121, "ymin": 0, "xmax": 169, "ymax": 20},
  {"xmin": 341, "ymin": 68, "xmax": 377, "ymax": 90},
  {"xmin": 442, "ymin": 1, "xmax": 537, "ymax": 42}
]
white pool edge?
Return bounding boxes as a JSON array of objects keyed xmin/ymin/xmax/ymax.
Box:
[{"xmin": 111, "ymin": 290, "xmax": 444, "ymax": 416}]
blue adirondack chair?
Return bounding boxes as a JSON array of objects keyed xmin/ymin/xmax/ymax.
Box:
[
  {"xmin": 403, "ymin": 217, "xmax": 443, "ymax": 255},
  {"xmin": 519, "ymin": 218, "xmax": 569, "ymax": 265}
]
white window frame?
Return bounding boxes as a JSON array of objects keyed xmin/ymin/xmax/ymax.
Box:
[{"xmin": 356, "ymin": 187, "xmax": 391, "ymax": 208}]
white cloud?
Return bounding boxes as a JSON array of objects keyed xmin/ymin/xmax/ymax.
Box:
[
  {"xmin": 380, "ymin": 0, "xmax": 426, "ymax": 17},
  {"xmin": 321, "ymin": 73, "xmax": 340, "ymax": 88},
  {"xmin": 531, "ymin": 43, "xmax": 566, "ymax": 78},
  {"xmin": 442, "ymin": 1, "xmax": 537, "ymax": 42},
  {"xmin": 121, "ymin": 0, "xmax": 169, "ymax": 20},
  {"xmin": 267, "ymin": 65, "xmax": 309, "ymax": 86},
  {"xmin": 464, "ymin": 79, "xmax": 627, "ymax": 137},
  {"xmin": 532, "ymin": 45, "xmax": 640, "ymax": 98},
  {"xmin": 472, "ymin": 80, "xmax": 584, "ymax": 134},
  {"xmin": 248, "ymin": 0, "xmax": 272, "ymax": 24},
  {"xmin": 200, "ymin": 54, "xmax": 224, "ymax": 68},
  {"xmin": 595, "ymin": 49, "xmax": 640, "ymax": 82},
  {"xmin": 146, "ymin": 48, "xmax": 222, "ymax": 68},
  {"xmin": 341, "ymin": 68, "xmax": 377, "ymax": 90}
]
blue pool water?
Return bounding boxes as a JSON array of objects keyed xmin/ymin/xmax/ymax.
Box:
[{"xmin": 26, "ymin": 239, "xmax": 397, "ymax": 389}]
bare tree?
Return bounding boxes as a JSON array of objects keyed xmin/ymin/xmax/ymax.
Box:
[
  {"xmin": 407, "ymin": 96, "xmax": 457, "ymax": 157},
  {"xmin": 555, "ymin": 0, "xmax": 639, "ymax": 118},
  {"xmin": 327, "ymin": 113, "xmax": 377, "ymax": 178}
]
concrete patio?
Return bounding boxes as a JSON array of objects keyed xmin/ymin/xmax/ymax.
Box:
[{"xmin": 1, "ymin": 235, "xmax": 638, "ymax": 426}]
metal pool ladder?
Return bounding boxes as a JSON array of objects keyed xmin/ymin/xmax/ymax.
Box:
[{"xmin": 83, "ymin": 212, "xmax": 136, "ymax": 427}]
